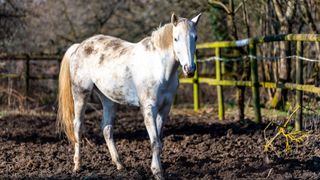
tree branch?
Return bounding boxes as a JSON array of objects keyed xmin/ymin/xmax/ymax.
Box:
[
  {"xmin": 96, "ymin": 0, "xmax": 124, "ymax": 32},
  {"xmin": 208, "ymin": 0, "xmax": 231, "ymax": 14},
  {"xmin": 242, "ymin": 0, "xmax": 250, "ymax": 37},
  {"xmin": 285, "ymin": 0, "xmax": 296, "ymax": 21},
  {"xmin": 300, "ymin": 0, "xmax": 319, "ymax": 34},
  {"xmin": 56, "ymin": 34, "xmax": 76, "ymax": 43},
  {"xmin": 61, "ymin": 0, "xmax": 78, "ymax": 40},
  {"xmin": 234, "ymin": 0, "xmax": 248, "ymax": 14},
  {"xmin": 272, "ymin": 0, "xmax": 286, "ymax": 24}
]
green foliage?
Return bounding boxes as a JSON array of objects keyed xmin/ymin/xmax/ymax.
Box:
[
  {"xmin": 0, "ymin": 111, "xmax": 6, "ymax": 118},
  {"xmin": 208, "ymin": 7, "xmax": 227, "ymax": 41}
]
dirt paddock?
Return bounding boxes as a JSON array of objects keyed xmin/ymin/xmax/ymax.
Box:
[{"xmin": 0, "ymin": 108, "xmax": 319, "ymax": 179}]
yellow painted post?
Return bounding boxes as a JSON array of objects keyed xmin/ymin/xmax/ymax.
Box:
[
  {"xmin": 295, "ymin": 41, "xmax": 303, "ymax": 131},
  {"xmin": 216, "ymin": 48, "xmax": 225, "ymax": 120},
  {"xmin": 193, "ymin": 54, "xmax": 199, "ymax": 112},
  {"xmin": 249, "ymin": 43, "xmax": 261, "ymax": 123}
]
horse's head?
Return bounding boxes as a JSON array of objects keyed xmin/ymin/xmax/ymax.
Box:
[{"xmin": 171, "ymin": 13, "xmax": 201, "ymax": 77}]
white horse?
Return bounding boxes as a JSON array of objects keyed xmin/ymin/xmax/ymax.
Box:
[{"xmin": 57, "ymin": 13, "xmax": 201, "ymax": 179}]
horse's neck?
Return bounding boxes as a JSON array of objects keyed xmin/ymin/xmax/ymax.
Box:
[
  {"xmin": 149, "ymin": 23, "xmax": 179, "ymax": 81},
  {"xmin": 160, "ymin": 49, "xmax": 179, "ymax": 81}
]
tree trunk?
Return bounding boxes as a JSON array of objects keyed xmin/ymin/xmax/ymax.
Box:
[
  {"xmin": 300, "ymin": 0, "xmax": 320, "ymax": 86},
  {"xmin": 270, "ymin": 0, "xmax": 296, "ymax": 108}
]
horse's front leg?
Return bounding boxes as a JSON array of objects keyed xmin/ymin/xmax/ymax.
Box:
[
  {"xmin": 156, "ymin": 103, "xmax": 172, "ymax": 139},
  {"xmin": 141, "ymin": 103, "xmax": 163, "ymax": 180}
]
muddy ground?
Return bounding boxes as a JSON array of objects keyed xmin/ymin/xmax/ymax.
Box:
[{"xmin": 0, "ymin": 108, "xmax": 320, "ymax": 179}]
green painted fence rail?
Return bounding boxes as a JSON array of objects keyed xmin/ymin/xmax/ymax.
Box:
[
  {"xmin": 182, "ymin": 34, "xmax": 320, "ymax": 129},
  {"xmin": 196, "ymin": 34, "xmax": 320, "ymax": 49},
  {"xmin": 180, "ymin": 78, "xmax": 320, "ymax": 94}
]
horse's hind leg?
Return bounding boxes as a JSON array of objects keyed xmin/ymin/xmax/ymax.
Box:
[
  {"xmin": 96, "ymin": 90, "xmax": 123, "ymax": 170},
  {"xmin": 72, "ymin": 87, "xmax": 91, "ymax": 172}
]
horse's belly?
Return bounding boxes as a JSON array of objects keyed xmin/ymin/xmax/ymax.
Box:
[
  {"xmin": 96, "ymin": 81, "xmax": 139, "ymax": 106},
  {"xmin": 93, "ymin": 70, "xmax": 139, "ymax": 107}
]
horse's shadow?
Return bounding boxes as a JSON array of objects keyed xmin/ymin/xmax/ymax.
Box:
[
  {"xmin": 84, "ymin": 117, "xmax": 266, "ymax": 145},
  {"xmin": 125, "ymin": 120, "xmax": 263, "ymax": 139},
  {"xmin": 3, "ymin": 133, "xmax": 61, "ymax": 144},
  {"xmin": 0, "ymin": 114, "xmax": 265, "ymax": 145},
  {"xmin": 165, "ymin": 120, "xmax": 265, "ymax": 137}
]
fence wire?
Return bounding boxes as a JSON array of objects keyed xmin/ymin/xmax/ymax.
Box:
[{"xmin": 196, "ymin": 55, "xmax": 320, "ymax": 63}]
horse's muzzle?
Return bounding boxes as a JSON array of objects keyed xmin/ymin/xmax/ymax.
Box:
[{"xmin": 183, "ymin": 65, "xmax": 196, "ymax": 77}]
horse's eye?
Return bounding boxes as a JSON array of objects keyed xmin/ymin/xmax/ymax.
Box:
[{"xmin": 174, "ymin": 38, "xmax": 178, "ymax": 42}]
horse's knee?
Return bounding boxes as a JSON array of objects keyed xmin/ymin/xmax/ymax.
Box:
[
  {"xmin": 73, "ymin": 119, "xmax": 81, "ymax": 129},
  {"xmin": 103, "ymin": 125, "xmax": 113, "ymax": 140},
  {"xmin": 74, "ymin": 153, "xmax": 80, "ymax": 162},
  {"xmin": 151, "ymin": 141, "xmax": 162, "ymax": 152},
  {"xmin": 73, "ymin": 119, "xmax": 82, "ymax": 141},
  {"xmin": 144, "ymin": 118, "xmax": 152, "ymax": 127},
  {"xmin": 142, "ymin": 104, "xmax": 157, "ymax": 118}
]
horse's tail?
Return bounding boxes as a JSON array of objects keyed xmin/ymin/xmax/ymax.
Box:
[{"xmin": 57, "ymin": 44, "xmax": 79, "ymax": 144}]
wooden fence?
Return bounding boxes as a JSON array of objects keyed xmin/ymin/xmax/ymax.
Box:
[
  {"xmin": 180, "ymin": 34, "xmax": 320, "ymax": 131},
  {"xmin": 1, "ymin": 34, "xmax": 319, "ymax": 130},
  {"xmin": 0, "ymin": 55, "xmax": 61, "ymax": 96}
]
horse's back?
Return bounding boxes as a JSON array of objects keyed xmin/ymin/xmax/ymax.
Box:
[
  {"xmin": 71, "ymin": 34, "xmax": 132, "ymax": 62},
  {"xmin": 69, "ymin": 34, "xmax": 137, "ymax": 72}
]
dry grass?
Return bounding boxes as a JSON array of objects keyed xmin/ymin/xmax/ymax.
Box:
[{"xmin": 264, "ymin": 106, "xmax": 310, "ymax": 155}]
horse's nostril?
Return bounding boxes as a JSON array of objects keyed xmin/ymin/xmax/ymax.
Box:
[
  {"xmin": 183, "ymin": 65, "xmax": 188, "ymax": 72},
  {"xmin": 187, "ymin": 71, "xmax": 195, "ymax": 77}
]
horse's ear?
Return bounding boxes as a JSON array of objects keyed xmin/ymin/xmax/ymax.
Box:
[
  {"xmin": 191, "ymin": 13, "xmax": 202, "ymax": 26},
  {"xmin": 171, "ymin": 13, "xmax": 178, "ymax": 26}
]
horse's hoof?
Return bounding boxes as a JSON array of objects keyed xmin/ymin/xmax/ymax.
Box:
[
  {"xmin": 154, "ymin": 172, "xmax": 164, "ymax": 180},
  {"xmin": 116, "ymin": 163, "xmax": 124, "ymax": 170},
  {"xmin": 73, "ymin": 165, "xmax": 80, "ymax": 172},
  {"xmin": 151, "ymin": 166, "xmax": 164, "ymax": 180}
]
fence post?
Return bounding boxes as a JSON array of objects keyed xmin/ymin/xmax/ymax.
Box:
[
  {"xmin": 193, "ymin": 54, "xmax": 199, "ymax": 112},
  {"xmin": 249, "ymin": 43, "xmax": 261, "ymax": 123},
  {"xmin": 295, "ymin": 41, "xmax": 303, "ymax": 131},
  {"xmin": 216, "ymin": 47, "xmax": 224, "ymax": 120}
]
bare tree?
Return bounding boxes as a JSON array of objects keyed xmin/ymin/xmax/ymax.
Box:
[
  {"xmin": 208, "ymin": 0, "xmax": 250, "ymax": 120},
  {"xmin": 270, "ymin": 0, "xmax": 297, "ymax": 108},
  {"xmin": 299, "ymin": 0, "xmax": 320, "ymax": 85},
  {"xmin": 0, "ymin": 0, "xmax": 26, "ymax": 51},
  {"xmin": 2, "ymin": 0, "xmax": 210, "ymax": 54}
]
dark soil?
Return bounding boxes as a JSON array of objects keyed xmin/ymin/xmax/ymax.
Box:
[{"xmin": 0, "ymin": 108, "xmax": 319, "ymax": 179}]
